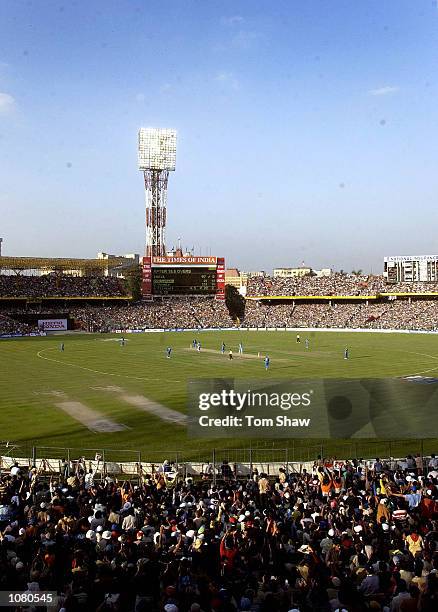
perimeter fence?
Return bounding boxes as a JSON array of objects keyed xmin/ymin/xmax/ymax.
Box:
[{"xmin": 0, "ymin": 440, "xmax": 435, "ymax": 482}]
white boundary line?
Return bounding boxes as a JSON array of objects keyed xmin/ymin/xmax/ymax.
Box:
[
  {"xmin": 36, "ymin": 348, "xmax": 182, "ymax": 383},
  {"xmin": 400, "ymin": 351, "xmax": 438, "ymax": 378},
  {"xmin": 36, "ymin": 343, "xmax": 438, "ymax": 382}
]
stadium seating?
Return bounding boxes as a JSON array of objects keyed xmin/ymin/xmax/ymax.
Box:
[
  {"xmin": 0, "ymin": 453, "xmax": 436, "ymax": 610},
  {"xmin": 246, "ymin": 272, "xmax": 438, "ymax": 297},
  {"xmin": 2, "ymin": 273, "xmax": 438, "ymax": 334},
  {"xmin": 0, "ymin": 274, "xmax": 127, "ymax": 298}
]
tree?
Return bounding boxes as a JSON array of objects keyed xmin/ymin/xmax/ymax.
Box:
[
  {"xmin": 225, "ymin": 284, "xmax": 245, "ymax": 322},
  {"xmin": 125, "ymin": 265, "xmax": 142, "ymax": 302}
]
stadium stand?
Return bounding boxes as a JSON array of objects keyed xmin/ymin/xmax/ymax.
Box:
[
  {"xmin": 0, "ymin": 453, "xmax": 437, "ymax": 610},
  {"xmin": 0, "ymin": 299, "xmax": 233, "ymax": 334},
  {"xmin": 0, "ymin": 313, "xmax": 39, "ymax": 336},
  {"xmin": 2, "ymin": 272, "xmax": 438, "ymax": 334},
  {"xmin": 242, "ymin": 300, "xmax": 438, "ymax": 331},
  {"xmin": 0, "ymin": 275, "xmax": 127, "ymax": 298},
  {"xmin": 246, "ymin": 273, "xmax": 438, "ymax": 297},
  {"xmin": 70, "ymin": 298, "xmax": 233, "ymax": 332}
]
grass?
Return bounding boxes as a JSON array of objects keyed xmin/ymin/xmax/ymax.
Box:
[{"xmin": 0, "ymin": 330, "xmax": 437, "ymax": 462}]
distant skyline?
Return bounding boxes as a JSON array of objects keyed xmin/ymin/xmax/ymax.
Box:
[{"xmin": 1, "ymin": 0, "xmax": 438, "ymax": 274}]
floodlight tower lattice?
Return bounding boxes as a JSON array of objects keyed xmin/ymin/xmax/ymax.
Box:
[{"xmin": 138, "ymin": 128, "xmax": 177, "ymax": 258}]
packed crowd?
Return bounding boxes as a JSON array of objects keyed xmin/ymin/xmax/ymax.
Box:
[
  {"xmin": 0, "ymin": 275, "xmax": 127, "ymax": 298},
  {"xmin": 246, "ymin": 274, "xmax": 438, "ymax": 298},
  {"xmin": 2, "ymin": 298, "xmax": 438, "ymax": 336},
  {"xmin": 0, "ymin": 314, "xmax": 39, "ymax": 336},
  {"xmin": 242, "ymin": 300, "xmax": 438, "ymax": 331},
  {"xmin": 362, "ymin": 302, "xmax": 438, "ymax": 332},
  {"xmin": 0, "ymin": 453, "xmax": 437, "ymax": 611},
  {"xmin": 0, "ymin": 299, "xmax": 231, "ymax": 335},
  {"xmin": 70, "ymin": 298, "xmax": 233, "ymax": 332},
  {"xmin": 4, "ymin": 273, "xmax": 438, "ymax": 303}
]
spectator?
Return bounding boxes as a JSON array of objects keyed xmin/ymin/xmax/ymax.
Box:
[{"xmin": 0, "ymin": 452, "xmax": 436, "ymax": 610}]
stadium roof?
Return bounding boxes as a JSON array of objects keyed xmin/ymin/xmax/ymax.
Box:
[{"xmin": 0, "ymin": 256, "xmax": 135, "ymax": 272}]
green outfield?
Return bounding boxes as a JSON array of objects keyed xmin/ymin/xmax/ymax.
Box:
[{"xmin": 1, "ymin": 330, "xmax": 437, "ymax": 462}]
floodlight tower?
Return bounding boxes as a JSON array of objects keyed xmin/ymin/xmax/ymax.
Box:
[{"xmin": 138, "ymin": 128, "xmax": 177, "ymax": 257}]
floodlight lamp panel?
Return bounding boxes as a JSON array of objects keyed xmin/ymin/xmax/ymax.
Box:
[{"xmin": 138, "ymin": 127, "xmax": 177, "ymax": 171}]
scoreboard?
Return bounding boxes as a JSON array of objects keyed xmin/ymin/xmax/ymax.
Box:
[
  {"xmin": 142, "ymin": 256, "xmax": 225, "ymax": 299},
  {"xmin": 152, "ymin": 266, "xmax": 217, "ymax": 295}
]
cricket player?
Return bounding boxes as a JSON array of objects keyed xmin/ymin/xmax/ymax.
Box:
[
  {"xmin": 344, "ymin": 347, "xmax": 349, "ymax": 360},
  {"xmin": 166, "ymin": 347, "xmax": 172, "ymax": 358},
  {"xmin": 264, "ymin": 355, "xmax": 270, "ymax": 370}
]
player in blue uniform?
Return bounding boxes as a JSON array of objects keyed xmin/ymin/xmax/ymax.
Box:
[
  {"xmin": 60, "ymin": 342, "xmax": 64, "ymax": 352},
  {"xmin": 264, "ymin": 355, "xmax": 270, "ymax": 370},
  {"xmin": 221, "ymin": 342, "xmax": 225, "ymax": 354},
  {"xmin": 344, "ymin": 347, "xmax": 349, "ymax": 360},
  {"xmin": 120, "ymin": 337, "xmax": 125, "ymax": 347},
  {"xmin": 166, "ymin": 347, "xmax": 172, "ymax": 358}
]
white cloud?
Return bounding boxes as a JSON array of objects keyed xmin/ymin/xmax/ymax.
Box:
[
  {"xmin": 215, "ymin": 71, "xmax": 240, "ymax": 90},
  {"xmin": 0, "ymin": 92, "xmax": 15, "ymax": 113},
  {"xmin": 368, "ymin": 86, "xmax": 399, "ymax": 96},
  {"xmin": 221, "ymin": 15, "xmax": 244, "ymax": 26}
]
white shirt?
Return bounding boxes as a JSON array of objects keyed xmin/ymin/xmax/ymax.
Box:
[
  {"xmin": 122, "ymin": 514, "xmax": 137, "ymax": 530},
  {"xmin": 84, "ymin": 473, "xmax": 95, "ymax": 489}
]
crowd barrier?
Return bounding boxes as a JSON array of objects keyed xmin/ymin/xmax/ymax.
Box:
[
  {"xmin": 1, "ymin": 454, "xmax": 433, "ymax": 480},
  {"xmin": 0, "ymin": 331, "xmax": 46, "ymax": 339},
  {"xmin": 0, "ymin": 455, "xmax": 308, "ymax": 478},
  {"xmin": 113, "ymin": 327, "xmax": 438, "ymax": 335},
  {"xmin": 237, "ymin": 327, "xmax": 438, "ymax": 334},
  {"xmin": 114, "ymin": 327, "xmax": 239, "ymax": 333},
  {"xmin": 2, "ymin": 327, "xmax": 438, "ymax": 337}
]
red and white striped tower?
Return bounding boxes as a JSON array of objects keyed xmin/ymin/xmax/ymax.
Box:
[{"xmin": 138, "ymin": 128, "xmax": 177, "ymax": 258}]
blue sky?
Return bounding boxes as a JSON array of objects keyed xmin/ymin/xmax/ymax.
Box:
[{"xmin": 0, "ymin": 0, "xmax": 437, "ymax": 273}]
